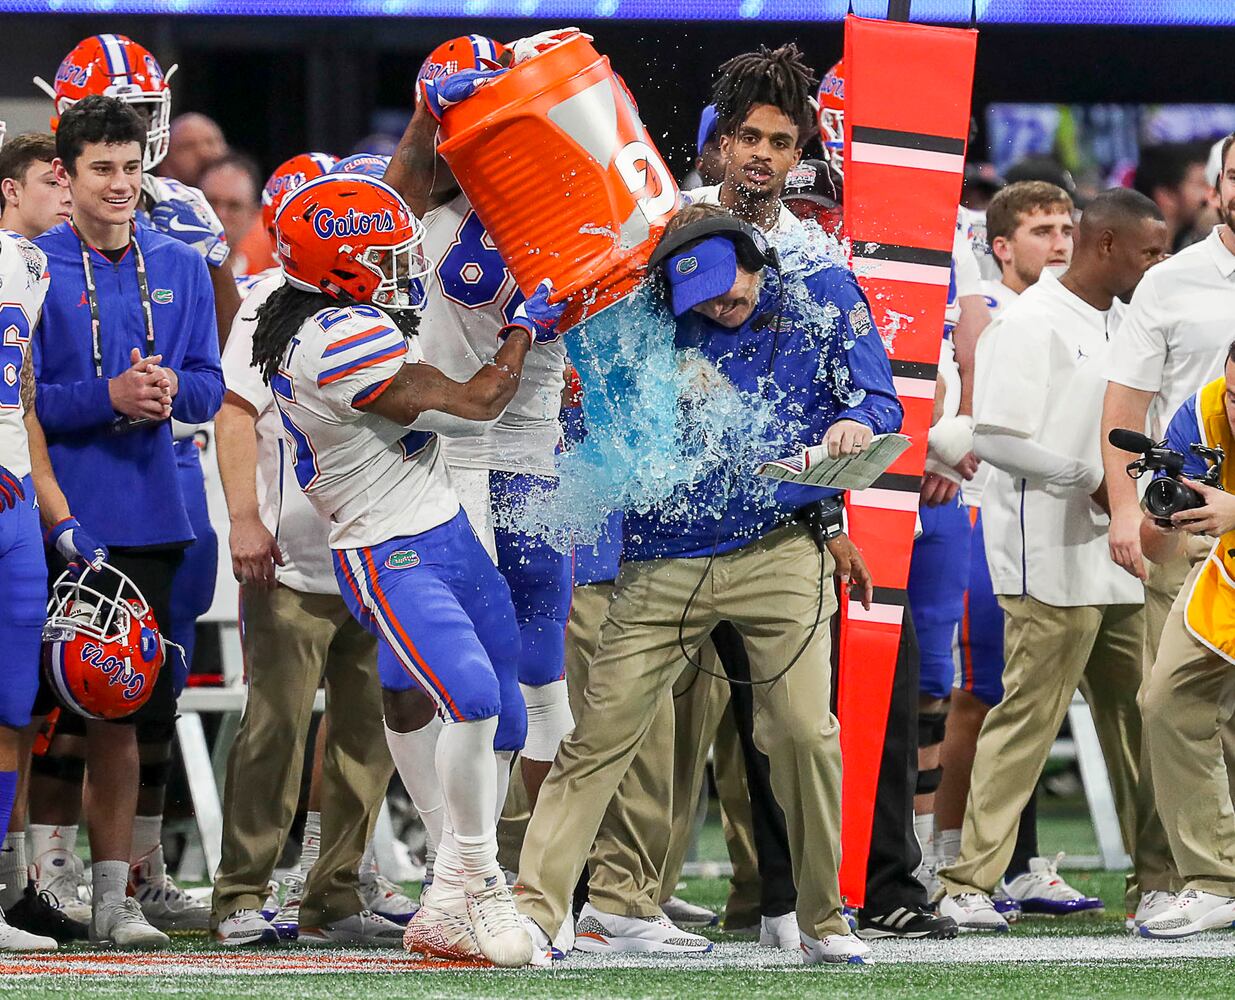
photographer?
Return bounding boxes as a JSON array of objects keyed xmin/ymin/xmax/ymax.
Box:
[
  {"xmin": 1136, "ymin": 343, "xmax": 1235, "ymax": 939},
  {"xmin": 514, "ymin": 202, "xmax": 901, "ymax": 966},
  {"xmin": 937, "ymin": 189, "xmax": 1167, "ymax": 931}
]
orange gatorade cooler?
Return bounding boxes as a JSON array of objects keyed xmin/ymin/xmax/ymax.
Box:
[{"xmin": 437, "ymin": 34, "xmax": 678, "ymax": 330}]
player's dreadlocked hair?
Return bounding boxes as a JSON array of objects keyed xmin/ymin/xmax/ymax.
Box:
[
  {"xmin": 710, "ymin": 43, "xmax": 819, "ymax": 148},
  {"xmin": 250, "ymin": 283, "xmax": 419, "ymax": 385}
]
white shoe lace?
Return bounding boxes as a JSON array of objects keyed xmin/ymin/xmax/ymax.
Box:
[{"xmin": 471, "ymin": 882, "xmax": 523, "ymax": 938}]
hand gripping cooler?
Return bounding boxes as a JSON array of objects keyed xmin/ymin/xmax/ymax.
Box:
[{"xmin": 436, "ymin": 34, "xmax": 678, "ymax": 331}]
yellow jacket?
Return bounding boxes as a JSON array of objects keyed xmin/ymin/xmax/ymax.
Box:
[{"xmin": 1184, "ymin": 375, "xmax": 1235, "ymax": 663}]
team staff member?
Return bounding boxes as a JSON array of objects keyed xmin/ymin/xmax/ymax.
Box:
[
  {"xmin": 934, "ymin": 180, "xmax": 1102, "ymax": 916},
  {"xmin": 938, "ymin": 190, "xmax": 1167, "ymax": 931},
  {"xmin": 1137, "ymin": 347, "xmax": 1235, "ymax": 939},
  {"xmin": 516, "ymin": 203, "xmax": 903, "ymax": 966},
  {"xmin": 1101, "ymin": 132, "xmax": 1235, "ymax": 924},
  {"xmin": 32, "ymin": 95, "xmax": 223, "ymax": 948}
]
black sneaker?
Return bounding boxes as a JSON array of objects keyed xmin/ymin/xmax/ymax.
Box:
[
  {"xmin": 856, "ymin": 904, "xmax": 959, "ymax": 940},
  {"xmin": 6, "ymin": 881, "xmax": 89, "ymax": 942}
]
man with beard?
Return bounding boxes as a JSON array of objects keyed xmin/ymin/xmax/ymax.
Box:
[{"xmin": 1101, "ymin": 131, "xmax": 1235, "ymax": 928}]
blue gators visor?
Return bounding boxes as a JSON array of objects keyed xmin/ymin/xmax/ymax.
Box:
[
  {"xmin": 696, "ymin": 103, "xmax": 718, "ymax": 156},
  {"xmin": 664, "ymin": 236, "xmax": 738, "ymax": 317}
]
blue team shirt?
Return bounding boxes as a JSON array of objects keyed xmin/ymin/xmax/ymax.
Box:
[
  {"xmin": 1160, "ymin": 392, "xmax": 1210, "ymax": 480},
  {"xmin": 622, "ymin": 259, "xmax": 902, "ymax": 561},
  {"xmin": 33, "ymin": 222, "xmax": 224, "ymax": 547}
]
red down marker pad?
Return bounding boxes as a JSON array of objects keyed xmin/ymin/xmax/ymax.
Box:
[{"xmin": 837, "ymin": 13, "xmax": 977, "ymax": 907}]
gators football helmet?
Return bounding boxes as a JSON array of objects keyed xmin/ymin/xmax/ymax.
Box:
[
  {"xmin": 274, "ymin": 173, "xmax": 429, "ymax": 311},
  {"xmin": 417, "ymin": 34, "xmax": 510, "ymax": 86},
  {"xmin": 36, "ymin": 33, "xmax": 176, "ymax": 171},
  {"xmin": 817, "ymin": 60, "xmax": 845, "ymax": 178},
  {"xmin": 261, "ymin": 152, "xmax": 338, "ymax": 238},
  {"xmin": 42, "ymin": 562, "xmax": 166, "ymax": 721}
]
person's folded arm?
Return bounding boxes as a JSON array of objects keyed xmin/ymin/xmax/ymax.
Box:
[{"xmin": 974, "ymin": 427, "xmax": 1103, "ymax": 494}]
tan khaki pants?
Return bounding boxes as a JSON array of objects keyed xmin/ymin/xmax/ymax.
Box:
[
  {"xmin": 713, "ymin": 703, "xmax": 763, "ymax": 927},
  {"xmin": 940, "ymin": 596, "xmax": 1146, "ymax": 901},
  {"xmin": 211, "ymin": 583, "xmax": 391, "ymax": 928},
  {"xmin": 1143, "ymin": 562, "xmax": 1235, "ymax": 894},
  {"xmin": 566, "ymin": 581, "xmax": 677, "ymax": 918},
  {"xmin": 517, "ymin": 525, "xmax": 845, "ymax": 939}
]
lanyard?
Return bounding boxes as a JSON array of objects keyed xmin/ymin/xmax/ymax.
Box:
[{"xmin": 73, "ymin": 222, "xmax": 156, "ymax": 379}]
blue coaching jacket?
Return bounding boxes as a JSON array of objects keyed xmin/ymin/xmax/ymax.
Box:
[
  {"xmin": 622, "ymin": 258, "xmax": 902, "ymax": 562},
  {"xmin": 33, "ymin": 222, "xmax": 224, "ymax": 547}
]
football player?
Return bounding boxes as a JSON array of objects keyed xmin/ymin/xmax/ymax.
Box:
[
  {"xmin": 250, "ymin": 172, "xmax": 561, "ymax": 967},
  {"xmin": 32, "ymin": 33, "xmax": 240, "ymax": 931},
  {"xmin": 0, "ymin": 133, "xmax": 72, "ymax": 239},
  {"xmin": 0, "ymin": 215, "xmax": 107, "ymax": 950},
  {"xmin": 384, "ymin": 33, "xmax": 574, "ymax": 815}
]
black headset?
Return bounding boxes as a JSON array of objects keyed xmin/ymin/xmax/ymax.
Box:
[{"xmin": 647, "ymin": 214, "xmax": 781, "ymax": 276}]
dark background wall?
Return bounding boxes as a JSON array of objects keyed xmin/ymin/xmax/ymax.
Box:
[{"xmin": 3, "ymin": 15, "xmax": 1232, "ymax": 176}]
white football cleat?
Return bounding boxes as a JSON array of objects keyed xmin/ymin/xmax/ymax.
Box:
[
  {"xmin": 573, "ymin": 901, "xmax": 712, "ymax": 954},
  {"xmin": 272, "ymin": 871, "xmax": 303, "ymax": 941},
  {"xmin": 1127, "ymin": 889, "xmax": 1176, "ymax": 930},
  {"xmin": 552, "ymin": 907, "xmax": 575, "ymax": 954},
  {"xmin": 402, "ymin": 883, "xmax": 482, "ymax": 960},
  {"xmin": 465, "ymin": 873, "xmax": 533, "ymax": 968},
  {"xmin": 91, "ymin": 896, "xmax": 170, "ymax": 949},
  {"xmin": 298, "ymin": 909, "xmax": 404, "ymax": 947},
  {"xmin": 32, "ymin": 849, "xmax": 91, "ymax": 923},
  {"xmin": 1138, "ymin": 889, "xmax": 1235, "ymax": 940},
  {"xmin": 938, "ymin": 892, "xmax": 1010, "ymax": 933},
  {"xmin": 259, "ymin": 879, "xmax": 281, "ymax": 921},
  {"xmin": 0, "ymin": 905, "xmax": 57, "ymax": 952},
  {"xmin": 521, "ymin": 913, "xmax": 561, "ymax": 967},
  {"xmin": 358, "ymin": 873, "xmax": 419, "ymax": 925},
  {"xmin": 998, "ymin": 854, "xmax": 1104, "ymax": 916},
  {"xmin": 800, "ymin": 931, "xmax": 872, "ymax": 965},
  {"xmin": 759, "ymin": 911, "xmax": 800, "ymax": 949},
  {"xmin": 214, "ymin": 908, "xmax": 280, "ymax": 947},
  {"xmin": 660, "ymin": 894, "xmax": 719, "ymax": 927},
  {"xmin": 130, "ymin": 845, "xmax": 211, "ymax": 931}
]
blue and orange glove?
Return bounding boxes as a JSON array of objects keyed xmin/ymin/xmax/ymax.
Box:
[
  {"xmin": 499, "ymin": 279, "xmax": 567, "ymax": 345},
  {"xmin": 0, "ymin": 464, "xmax": 24, "ymax": 512},
  {"xmin": 419, "ymin": 68, "xmax": 508, "ymax": 122},
  {"xmin": 46, "ymin": 517, "xmax": 108, "ymax": 576}
]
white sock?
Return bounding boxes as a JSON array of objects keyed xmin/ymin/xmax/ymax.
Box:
[
  {"xmin": 936, "ymin": 828, "xmax": 961, "ymax": 868},
  {"xmin": 299, "ymin": 811, "xmax": 322, "ymax": 874},
  {"xmin": 519, "ymin": 680, "xmax": 573, "ymax": 762},
  {"xmin": 914, "ymin": 813, "xmax": 935, "ymax": 867},
  {"xmin": 434, "ymin": 815, "xmax": 465, "ymax": 892},
  {"xmin": 494, "ymin": 750, "xmax": 514, "ymax": 828},
  {"xmin": 384, "ymin": 718, "xmax": 444, "ymax": 855},
  {"xmin": 130, "ymin": 814, "xmax": 162, "ymax": 864},
  {"xmin": 0, "ymin": 833, "xmax": 27, "ymax": 907},
  {"xmin": 360, "ymin": 839, "xmax": 378, "ymax": 879},
  {"xmin": 30, "ymin": 823, "xmax": 78, "ymax": 861},
  {"xmin": 92, "ymin": 859, "xmax": 130, "ymax": 908},
  {"xmin": 436, "ymin": 717, "xmax": 501, "ymax": 883}
]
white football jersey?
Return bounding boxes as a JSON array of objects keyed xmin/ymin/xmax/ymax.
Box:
[
  {"xmin": 273, "ymin": 302, "xmax": 459, "ymax": 549},
  {"xmin": 0, "ymin": 231, "xmax": 50, "ymax": 478},
  {"xmin": 981, "ymin": 278, "xmax": 1019, "ymax": 319},
  {"xmin": 944, "ymin": 206, "xmax": 984, "ymax": 336},
  {"xmin": 418, "ymin": 192, "xmax": 565, "ymax": 476}
]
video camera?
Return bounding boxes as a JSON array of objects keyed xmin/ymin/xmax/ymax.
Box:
[{"xmin": 1108, "ymin": 428, "xmax": 1225, "ymax": 528}]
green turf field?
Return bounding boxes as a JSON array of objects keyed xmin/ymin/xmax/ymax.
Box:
[{"xmin": 5, "ymin": 797, "xmax": 1235, "ymax": 999}]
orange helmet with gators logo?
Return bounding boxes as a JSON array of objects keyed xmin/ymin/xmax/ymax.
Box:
[
  {"xmin": 817, "ymin": 60, "xmax": 845, "ymax": 178},
  {"xmin": 36, "ymin": 33, "xmax": 176, "ymax": 171},
  {"xmin": 274, "ymin": 173, "xmax": 429, "ymax": 311},
  {"xmin": 42, "ymin": 563, "xmax": 166, "ymax": 721},
  {"xmin": 417, "ymin": 34, "xmax": 510, "ymax": 87},
  {"xmin": 261, "ymin": 152, "xmax": 338, "ymax": 238}
]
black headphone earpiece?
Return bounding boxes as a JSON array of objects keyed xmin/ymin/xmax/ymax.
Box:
[{"xmin": 647, "ymin": 215, "xmax": 780, "ymax": 276}]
